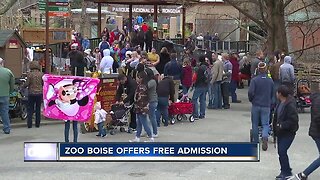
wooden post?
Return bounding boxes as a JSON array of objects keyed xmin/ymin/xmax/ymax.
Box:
[
  {"xmin": 45, "ymin": 0, "xmax": 51, "ymax": 74},
  {"xmin": 129, "ymin": 4, "xmax": 133, "ymax": 33},
  {"xmin": 154, "ymin": 4, "xmax": 158, "ymax": 39},
  {"xmin": 182, "ymin": 7, "xmax": 186, "ymax": 44},
  {"xmin": 98, "ymin": 3, "xmax": 102, "ymax": 38}
]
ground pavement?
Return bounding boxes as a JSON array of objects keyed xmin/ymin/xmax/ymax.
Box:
[{"xmin": 0, "ymin": 88, "xmax": 319, "ymax": 180}]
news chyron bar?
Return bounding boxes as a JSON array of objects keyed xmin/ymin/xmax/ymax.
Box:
[{"xmin": 24, "ymin": 142, "xmax": 259, "ymax": 162}]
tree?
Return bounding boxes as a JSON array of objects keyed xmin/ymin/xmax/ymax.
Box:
[{"xmin": 0, "ymin": 0, "xmax": 17, "ymax": 15}]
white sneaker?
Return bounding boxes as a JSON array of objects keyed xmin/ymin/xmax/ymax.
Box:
[
  {"xmin": 144, "ymin": 138, "xmax": 154, "ymax": 142},
  {"xmin": 152, "ymin": 134, "xmax": 159, "ymax": 138},
  {"xmin": 129, "ymin": 137, "xmax": 140, "ymax": 142}
]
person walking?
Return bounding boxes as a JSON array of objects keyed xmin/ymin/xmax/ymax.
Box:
[
  {"xmin": 23, "ymin": 61, "xmax": 43, "ymax": 128},
  {"xmin": 164, "ymin": 52, "xmax": 182, "ymax": 102},
  {"xmin": 273, "ymin": 85, "xmax": 299, "ymax": 180},
  {"xmin": 0, "ymin": 57, "xmax": 14, "ymax": 134},
  {"xmin": 290, "ymin": 86, "xmax": 320, "ymax": 180},
  {"xmin": 248, "ymin": 62, "xmax": 274, "ymax": 151},
  {"xmin": 130, "ymin": 71, "xmax": 154, "ymax": 142}
]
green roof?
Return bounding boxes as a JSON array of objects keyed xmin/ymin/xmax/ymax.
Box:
[{"xmin": 0, "ymin": 30, "xmax": 26, "ymax": 47}]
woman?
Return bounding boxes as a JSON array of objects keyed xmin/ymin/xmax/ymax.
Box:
[
  {"xmin": 129, "ymin": 71, "xmax": 154, "ymax": 142},
  {"xmin": 23, "ymin": 61, "xmax": 43, "ymax": 128},
  {"xmin": 145, "ymin": 68, "xmax": 158, "ymax": 137},
  {"xmin": 291, "ymin": 87, "xmax": 320, "ymax": 180},
  {"xmin": 101, "ymin": 27, "xmax": 109, "ymax": 41},
  {"xmin": 147, "ymin": 47, "xmax": 160, "ymax": 66},
  {"xmin": 273, "ymin": 85, "xmax": 299, "ymax": 180},
  {"xmin": 156, "ymin": 47, "xmax": 170, "ymax": 75}
]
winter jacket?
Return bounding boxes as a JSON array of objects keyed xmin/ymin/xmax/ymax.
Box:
[
  {"xmin": 230, "ymin": 57, "xmax": 240, "ymax": 81},
  {"xmin": 157, "ymin": 77, "xmax": 175, "ymax": 102},
  {"xmin": 248, "ymin": 73, "xmax": 274, "ymax": 108},
  {"xmin": 0, "ymin": 66, "xmax": 14, "ymax": 97},
  {"xmin": 115, "ymin": 76, "xmax": 137, "ymax": 104},
  {"xmin": 134, "ymin": 83, "xmax": 149, "ymax": 114},
  {"xmin": 181, "ymin": 65, "xmax": 192, "ymax": 88},
  {"xmin": 309, "ymin": 93, "xmax": 320, "ymax": 137},
  {"xmin": 147, "ymin": 79, "xmax": 158, "ymax": 103},
  {"xmin": 269, "ymin": 60, "xmax": 284, "ymax": 81},
  {"xmin": 211, "ymin": 60, "xmax": 224, "ymax": 83},
  {"xmin": 100, "ymin": 49, "xmax": 114, "ymax": 73},
  {"xmin": 156, "ymin": 52, "xmax": 171, "ymax": 75},
  {"xmin": 94, "ymin": 109, "xmax": 107, "ymax": 124},
  {"xmin": 279, "ymin": 57, "xmax": 295, "ymax": 83},
  {"xmin": 273, "ymin": 96, "xmax": 299, "ymax": 137},
  {"xmin": 250, "ymin": 57, "xmax": 262, "ymax": 77},
  {"xmin": 222, "ymin": 60, "xmax": 233, "ymax": 83},
  {"xmin": 164, "ymin": 60, "xmax": 182, "ymax": 80},
  {"xmin": 69, "ymin": 50, "xmax": 86, "ymax": 76},
  {"xmin": 194, "ymin": 64, "xmax": 209, "ymax": 87}
]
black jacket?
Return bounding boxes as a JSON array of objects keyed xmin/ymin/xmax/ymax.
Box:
[
  {"xmin": 115, "ymin": 76, "xmax": 137, "ymax": 104},
  {"xmin": 69, "ymin": 50, "xmax": 86, "ymax": 76},
  {"xmin": 310, "ymin": 93, "xmax": 320, "ymax": 137},
  {"xmin": 273, "ymin": 96, "xmax": 299, "ymax": 137},
  {"xmin": 157, "ymin": 77, "xmax": 175, "ymax": 102},
  {"xmin": 157, "ymin": 52, "xmax": 171, "ymax": 75},
  {"xmin": 194, "ymin": 64, "xmax": 209, "ymax": 87}
]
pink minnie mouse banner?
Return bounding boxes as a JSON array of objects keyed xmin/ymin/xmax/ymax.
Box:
[{"xmin": 42, "ymin": 74, "xmax": 100, "ymax": 122}]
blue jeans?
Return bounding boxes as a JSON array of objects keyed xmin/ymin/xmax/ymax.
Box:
[
  {"xmin": 27, "ymin": 94, "xmax": 42, "ymax": 128},
  {"xmin": 0, "ymin": 96, "xmax": 10, "ymax": 133},
  {"xmin": 97, "ymin": 122, "xmax": 107, "ymax": 136},
  {"xmin": 277, "ymin": 135, "xmax": 295, "ymax": 176},
  {"xmin": 192, "ymin": 86, "xmax": 207, "ymax": 118},
  {"xmin": 251, "ymin": 105, "xmax": 270, "ymax": 143},
  {"xmin": 182, "ymin": 85, "xmax": 190, "ymax": 95},
  {"xmin": 156, "ymin": 97, "xmax": 169, "ymax": 126},
  {"xmin": 230, "ymin": 80, "xmax": 238, "ymax": 102},
  {"xmin": 136, "ymin": 113, "xmax": 152, "ymax": 138},
  {"xmin": 303, "ymin": 137, "xmax": 320, "ymax": 176},
  {"xmin": 65, "ymin": 120, "xmax": 78, "ymax": 142},
  {"xmin": 208, "ymin": 84, "xmax": 214, "ymax": 107},
  {"xmin": 212, "ymin": 81, "xmax": 222, "ymax": 109},
  {"xmin": 148, "ymin": 101, "xmax": 158, "ymax": 135}
]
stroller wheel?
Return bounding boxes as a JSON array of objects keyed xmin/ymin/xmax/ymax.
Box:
[
  {"xmin": 20, "ymin": 104, "xmax": 27, "ymax": 120},
  {"xmin": 189, "ymin": 115, "xmax": 195, "ymax": 122},
  {"xmin": 110, "ymin": 130, "xmax": 115, "ymax": 135},
  {"xmin": 161, "ymin": 117, "xmax": 166, "ymax": 124},
  {"xmin": 170, "ymin": 117, "xmax": 176, "ymax": 124},
  {"xmin": 120, "ymin": 127, "xmax": 126, "ymax": 132},
  {"xmin": 177, "ymin": 114, "xmax": 187, "ymax": 121}
]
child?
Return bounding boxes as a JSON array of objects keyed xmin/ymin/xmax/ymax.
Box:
[
  {"xmin": 94, "ymin": 102, "xmax": 107, "ymax": 137},
  {"xmin": 130, "ymin": 71, "xmax": 154, "ymax": 142},
  {"xmin": 181, "ymin": 59, "xmax": 192, "ymax": 96}
]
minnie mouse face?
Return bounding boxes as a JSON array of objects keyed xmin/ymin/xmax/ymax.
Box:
[{"xmin": 59, "ymin": 84, "xmax": 77, "ymax": 103}]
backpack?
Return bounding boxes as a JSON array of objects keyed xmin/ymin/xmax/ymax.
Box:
[{"xmin": 100, "ymin": 41, "xmax": 110, "ymax": 52}]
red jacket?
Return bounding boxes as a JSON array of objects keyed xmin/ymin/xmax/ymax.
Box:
[
  {"xmin": 230, "ymin": 57, "xmax": 240, "ymax": 81},
  {"xmin": 182, "ymin": 65, "xmax": 193, "ymax": 87}
]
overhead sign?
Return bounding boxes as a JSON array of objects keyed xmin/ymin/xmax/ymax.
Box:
[
  {"xmin": 39, "ymin": 0, "xmax": 70, "ymax": 12},
  {"xmin": 48, "ymin": 12, "xmax": 70, "ymax": 17},
  {"xmin": 111, "ymin": 7, "xmax": 181, "ymax": 14}
]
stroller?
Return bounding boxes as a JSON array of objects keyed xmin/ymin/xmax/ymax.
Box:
[
  {"xmin": 296, "ymin": 79, "xmax": 311, "ymax": 113},
  {"xmin": 108, "ymin": 103, "xmax": 133, "ymax": 135},
  {"xmin": 166, "ymin": 96, "xmax": 195, "ymax": 124},
  {"xmin": 9, "ymin": 78, "xmax": 28, "ymax": 120}
]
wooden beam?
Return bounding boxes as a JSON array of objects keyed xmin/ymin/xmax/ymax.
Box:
[
  {"xmin": 182, "ymin": 7, "xmax": 186, "ymax": 44},
  {"xmin": 84, "ymin": 0, "xmax": 191, "ymax": 5},
  {"xmin": 129, "ymin": 4, "xmax": 133, "ymax": 33}
]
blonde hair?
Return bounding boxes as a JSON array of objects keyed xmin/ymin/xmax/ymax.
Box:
[
  {"xmin": 94, "ymin": 102, "xmax": 101, "ymax": 111},
  {"xmin": 183, "ymin": 58, "xmax": 190, "ymax": 66}
]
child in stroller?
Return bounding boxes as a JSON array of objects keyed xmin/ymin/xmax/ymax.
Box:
[
  {"xmin": 296, "ymin": 79, "xmax": 311, "ymax": 113},
  {"xmin": 108, "ymin": 103, "xmax": 133, "ymax": 135}
]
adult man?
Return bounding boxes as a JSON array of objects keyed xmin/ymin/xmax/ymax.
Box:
[
  {"xmin": 116, "ymin": 74, "xmax": 137, "ymax": 132},
  {"xmin": 0, "ymin": 58, "xmax": 14, "ymax": 134},
  {"xmin": 279, "ymin": 56, "xmax": 295, "ymax": 95},
  {"xmin": 248, "ymin": 62, "xmax": 274, "ymax": 151},
  {"xmin": 221, "ymin": 53, "xmax": 233, "ymax": 109},
  {"xmin": 164, "ymin": 52, "xmax": 182, "ymax": 102},
  {"xmin": 120, "ymin": 43, "xmax": 132, "ymax": 61},
  {"xmin": 68, "ymin": 44, "xmax": 86, "ymax": 76},
  {"xmin": 208, "ymin": 53, "xmax": 224, "ymax": 109}
]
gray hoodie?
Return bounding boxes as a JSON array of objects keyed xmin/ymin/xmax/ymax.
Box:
[{"xmin": 279, "ymin": 56, "xmax": 295, "ymax": 83}]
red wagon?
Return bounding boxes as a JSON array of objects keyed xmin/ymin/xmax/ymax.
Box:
[{"xmin": 167, "ymin": 101, "xmax": 195, "ymax": 124}]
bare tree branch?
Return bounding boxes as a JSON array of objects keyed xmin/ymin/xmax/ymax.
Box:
[
  {"xmin": 284, "ymin": 0, "xmax": 294, "ymax": 8},
  {"xmin": 286, "ymin": 1, "xmax": 318, "ymax": 16},
  {"xmin": 258, "ymin": 0, "xmax": 271, "ymax": 28},
  {"xmin": 289, "ymin": 43, "xmax": 320, "ymax": 54},
  {"xmin": 224, "ymin": 0, "xmax": 267, "ymax": 29}
]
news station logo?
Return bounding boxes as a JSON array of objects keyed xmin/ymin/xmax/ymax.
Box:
[{"xmin": 24, "ymin": 143, "xmax": 57, "ymax": 161}]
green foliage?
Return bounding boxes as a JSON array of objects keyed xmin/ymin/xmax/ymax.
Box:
[
  {"xmin": 24, "ymin": 18, "xmax": 43, "ymax": 28},
  {"xmin": 185, "ymin": 25, "xmax": 192, "ymax": 38},
  {"xmin": 70, "ymin": 0, "xmax": 83, "ymax": 9}
]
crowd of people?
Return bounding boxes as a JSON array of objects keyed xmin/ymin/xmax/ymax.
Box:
[{"xmin": 0, "ymin": 31, "xmax": 319, "ymax": 179}]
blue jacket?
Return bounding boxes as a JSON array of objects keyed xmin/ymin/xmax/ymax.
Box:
[
  {"xmin": 164, "ymin": 60, "xmax": 182, "ymax": 80},
  {"xmin": 82, "ymin": 39, "xmax": 90, "ymax": 50},
  {"xmin": 248, "ymin": 73, "xmax": 274, "ymax": 107}
]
